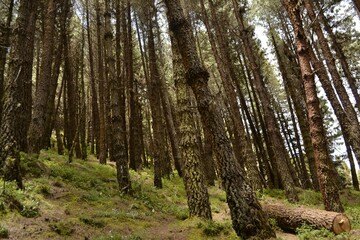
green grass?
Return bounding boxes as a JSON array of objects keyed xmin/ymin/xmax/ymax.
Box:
[{"xmin": 1, "ymin": 148, "xmax": 360, "ymax": 239}]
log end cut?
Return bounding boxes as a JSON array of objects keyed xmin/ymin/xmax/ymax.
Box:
[{"xmin": 333, "ymin": 214, "xmax": 351, "ymax": 234}]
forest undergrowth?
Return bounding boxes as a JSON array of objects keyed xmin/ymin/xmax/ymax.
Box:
[{"xmin": 1, "ymin": 149, "xmax": 360, "ymax": 240}]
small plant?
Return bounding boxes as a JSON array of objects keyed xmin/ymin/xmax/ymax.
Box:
[
  {"xmin": 268, "ymin": 218, "xmax": 282, "ymax": 231},
  {"xmin": 20, "ymin": 204, "xmax": 39, "ymax": 218},
  {"xmin": 80, "ymin": 217, "xmax": 105, "ymax": 228},
  {"xmin": 199, "ymin": 220, "xmax": 226, "ymax": 237},
  {"xmin": 49, "ymin": 221, "xmax": 75, "ymax": 236},
  {"xmin": 0, "ymin": 225, "xmax": 9, "ymax": 238},
  {"xmin": 296, "ymin": 224, "xmax": 334, "ymax": 240}
]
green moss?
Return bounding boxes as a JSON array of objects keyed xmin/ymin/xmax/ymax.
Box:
[
  {"xmin": 0, "ymin": 225, "xmax": 9, "ymax": 238},
  {"xmin": 80, "ymin": 216, "xmax": 105, "ymax": 228},
  {"xmin": 49, "ymin": 221, "xmax": 75, "ymax": 236}
]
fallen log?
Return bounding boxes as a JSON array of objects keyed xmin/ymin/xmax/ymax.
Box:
[{"xmin": 262, "ymin": 203, "xmax": 351, "ymax": 234}]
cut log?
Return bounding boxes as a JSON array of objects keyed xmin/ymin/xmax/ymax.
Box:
[{"xmin": 262, "ymin": 203, "xmax": 351, "ymax": 234}]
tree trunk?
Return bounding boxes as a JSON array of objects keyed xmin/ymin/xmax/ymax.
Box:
[
  {"xmin": 0, "ymin": 0, "xmax": 14, "ymax": 121},
  {"xmin": 171, "ymin": 34, "xmax": 212, "ymax": 219},
  {"xmin": 282, "ymin": 0, "xmax": 344, "ymax": 213},
  {"xmin": 353, "ymin": 0, "xmax": 360, "ymax": 17},
  {"xmin": 95, "ymin": 0, "xmax": 107, "ymax": 164},
  {"xmin": 164, "ymin": 1, "xmax": 276, "ymax": 238},
  {"xmin": 314, "ymin": 2, "xmax": 360, "ymax": 112},
  {"xmin": 304, "ymin": 0, "xmax": 360, "ymax": 165},
  {"xmin": 202, "ymin": 0, "xmax": 262, "ymax": 190},
  {"xmin": 270, "ymin": 29, "xmax": 313, "ymax": 189},
  {"xmin": 232, "ymin": 0, "xmax": 299, "ymax": 202},
  {"xmin": 28, "ymin": 0, "xmax": 56, "ymax": 155},
  {"xmin": 146, "ymin": 6, "xmax": 167, "ymax": 188},
  {"xmin": 122, "ymin": 1, "xmax": 140, "ymax": 172},
  {"xmin": 105, "ymin": 0, "xmax": 131, "ymax": 193},
  {"xmin": 263, "ymin": 204, "xmax": 351, "ymax": 234},
  {"xmin": 85, "ymin": 0, "xmax": 100, "ymax": 158},
  {"xmin": 0, "ymin": 0, "xmax": 39, "ymax": 188}
]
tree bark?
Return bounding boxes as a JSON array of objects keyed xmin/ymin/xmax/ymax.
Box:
[
  {"xmin": 282, "ymin": 0, "xmax": 344, "ymax": 213},
  {"xmin": 304, "ymin": 0, "xmax": 360, "ymax": 166},
  {"xmin": 0, "ymin": 0, "xmax": 14, "ymax": 121},
  {"xmin": 105, "ymin": 0, "xmax": 131, "ymax": 193},
  {"xmin": 202, "ymin": 0, "xmax": 262, "ymax": 190},
  {"xmin": 232, "ymin": 0, "xmax": 299, "ymax": 202},
  {"xmin": 263, "ymin": 204, "xmax": 351, "ymax": 234},
  {"xmin": 171, "ymin": 34, "xmax": 212, "ymax": 219},
  {"xmin": 28, "ymin": 0, "xmax": 56, "ymax": 155},
  {"xmin": 164, "ymin": 1, "xmax": 276, "ymax": 238},
  {"xmin": 146, "ymin": 2, "xmax": 168, "ymax": 188},
  {"xmin": 85, "ymin": 0, "xmax": 100, "ymax": 158},
  {"xmin": 95, "ymin": 0, "xmax": 107, "ymax": 164}
]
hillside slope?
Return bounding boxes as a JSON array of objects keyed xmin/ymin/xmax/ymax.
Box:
[{"xmin": 1, "ymin": 149, "xmax": 360, "ymax": 239}]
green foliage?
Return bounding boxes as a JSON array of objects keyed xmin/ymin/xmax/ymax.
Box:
[
  {"xmin": 80, "ymin": 216, "xmax": 105, "ymax": 228},
  {"xmin": 268, "ymin": 218, "xmax": 281, "ymax": 231},
  {"xmin": 0, "ymin": 180, "xmax": 40, "ymax": 218},
  {"xmin": 20, "ymin": 201, "xmax": 39, "ymax": 218},
  {"xmin": 298, "ymin": 189, "xmax": 323, "ymax": 206},
  {"xmin": 49, "ymin": 221, "xmax": 75, "ymax": 236},
  {"xmin": 262, "ymin": 188, "xmax": 286, "ymax": 200},
  {"xmin": 0, "ymin": 225, "xmax": 9, "ymax": 238},
  {"xmin": 197, "ymin": 220, "xmax": 231, "ymax": 237},
  {"xmin": 49, "ymin": 158, "xmax": 117, "ymax": 196},
  {"xmin": 296, "ymin": 224, "xmax": 334, "ymax": 240},
  {"xmin": 296, "ymin": 224, "xmax": 351, "ymax": 240},
  {"xmin": 20, "ymin": 152, "xmax": 49, "ymax": 178},
  {"xmin": 345, "ymin": 205, "xmax": 360, "ymax": 229}
]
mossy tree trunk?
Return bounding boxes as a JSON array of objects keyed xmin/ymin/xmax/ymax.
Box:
[{"xmin": 164, "ymin": 0, "xmax": 276, "ymax": 238}]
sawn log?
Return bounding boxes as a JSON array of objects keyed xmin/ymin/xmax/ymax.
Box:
[{"xmin": 262, "ymin": 203, "xmax": 351, "ymax": 234}]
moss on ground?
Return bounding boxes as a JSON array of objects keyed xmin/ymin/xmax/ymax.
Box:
[{"xmin": 0, "ymin": 149, "xmax": 359, "ymax": 239}]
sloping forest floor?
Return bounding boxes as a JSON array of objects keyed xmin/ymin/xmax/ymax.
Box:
[{"xmin": 1, "ymin": 149, "xmax": 360, "ymax": 240}]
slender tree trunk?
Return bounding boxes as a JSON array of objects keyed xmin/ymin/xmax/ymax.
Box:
[
  {"xmin": 344, "ymin": 132, "xmax": 359, "ymax": 191},
  {"xmin": 0, "ymin": 0, "xmax": 14, "ymax": 121},
  {"xmin": 96, "ymin": 0, "xmax": 107, "ymax": 164},
  {"xmin": 105, "ymin": 0, "xmax": 131, "ymax": 193},
  {"xmin": 304, "ymin": 0, "xmax": 360, "ymax": 150},
  {"xmin": 146, "ymin": 6, "xmax": 167, "ymax": 188},
  {"xmin": 164, "ymin": 1, "xmax": 276, "ymax": 238},
  {"xmin": 28, "ymin": 0, "xmax": 56, "ymax": 155},
  {"xmin": 282, "ymin": 0, "xmax": 344, "ymax": 213},
  {"xmin": 80, "ymin": 18, "xmax": 87, "ymax": 160},
  {"xmin": 199, "ymin": 0, "xmax": 261, "ymax": 190},
  {"xmin": 126, "ymin": 3, "xmax": 143, "ymax": 171},
  {"xmin": 314, "ymin": 3, "xmax": 360, "ymax": 111},
  {"xmin": 86, "ymin": 0, "xmax": 100, "ymax": 158},
  {"xmin": 232, "ymin": 0, "xmax": 299, "ymax": 202},
  {"xmin": 269, "ymin": 29, "xmax": 313, "ymax": 189},
  {"xmin": 63, "ymin": 12, "xmax": 78, "ymax": 156}
]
